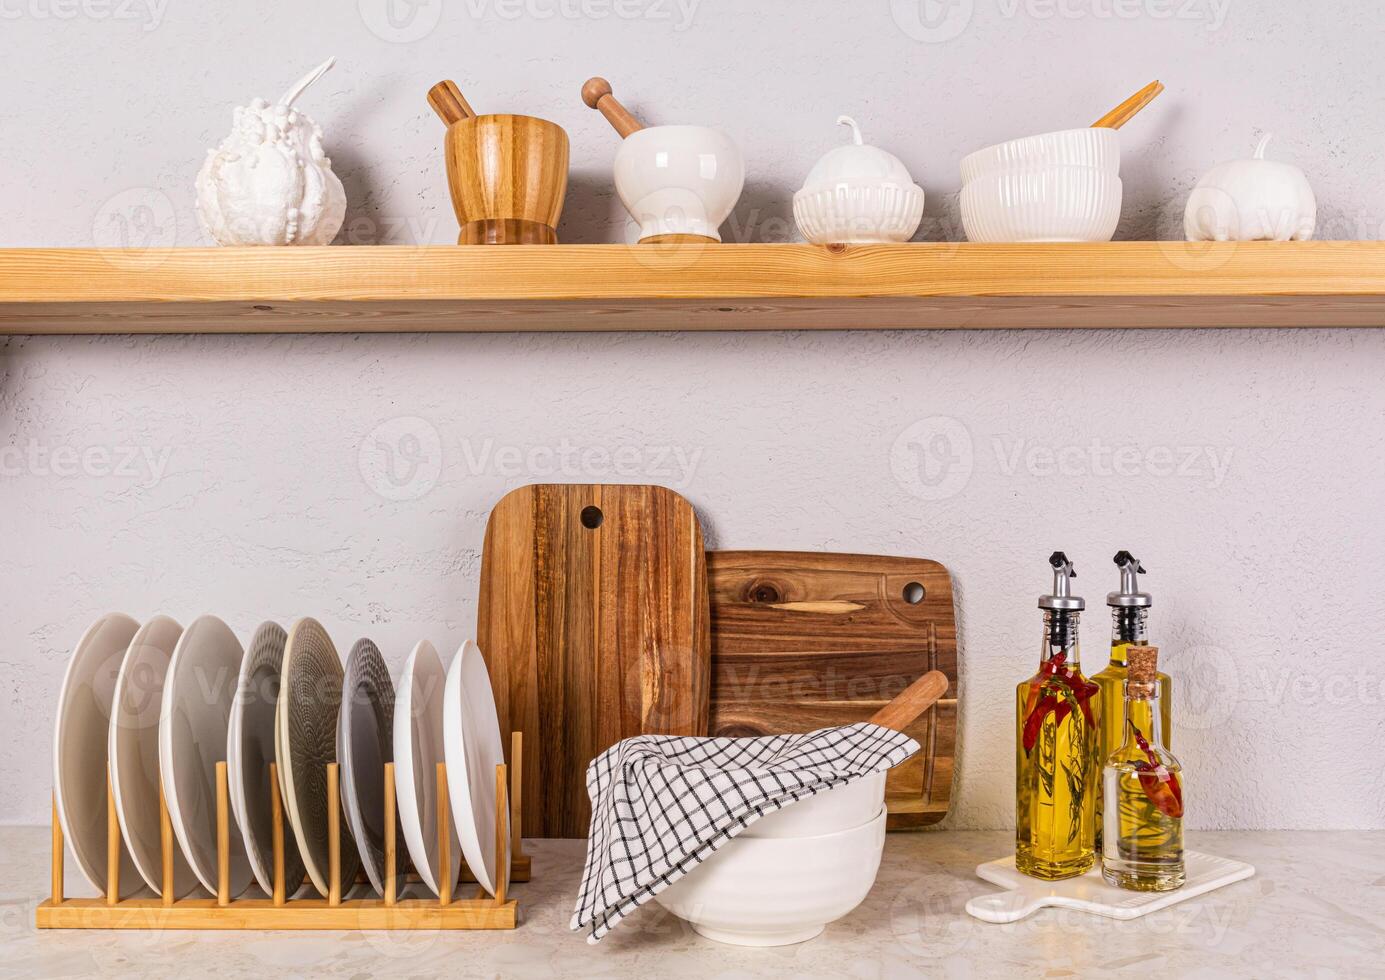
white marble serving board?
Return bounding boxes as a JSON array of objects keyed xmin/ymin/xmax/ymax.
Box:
[{"xmin": 966, "ymin": 851, "xmax": 1255, "ymax": 923}]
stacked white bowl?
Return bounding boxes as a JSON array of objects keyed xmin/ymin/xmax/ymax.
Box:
[
  {"xmin": 959, "ymin": 128, "xmax": 1122, "ymax": 242},
  {"xmin": 653, "ymin": 772, "xmax": 888, "ymax": 947}
]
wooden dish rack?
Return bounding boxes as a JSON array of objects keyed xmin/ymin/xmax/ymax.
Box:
[{"xmin": 37, "ymin": 732, "xmax": 532, "ymax": 930}]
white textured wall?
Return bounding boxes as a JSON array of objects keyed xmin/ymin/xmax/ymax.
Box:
[{"xmin": 3, "ymin": 1, "xmax": 1383, "ymax": 829}]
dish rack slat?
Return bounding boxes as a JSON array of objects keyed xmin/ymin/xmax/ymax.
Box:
[{"xmin": 38, "ymin": 732, "xmax": 531, "ymax": 930}]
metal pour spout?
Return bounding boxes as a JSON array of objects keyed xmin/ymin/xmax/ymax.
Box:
[{"xmin": 1039, "ymin": 551, "xmax": 1085, "ymax": 611}]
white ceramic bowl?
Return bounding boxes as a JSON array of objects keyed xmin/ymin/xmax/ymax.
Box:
[
  {"xmin": 654, "ymin": 807, "xmax": 887, "ymax": 946},
  {"xmin": 961, "ymin": 166, "xmax": 1122, "ymax": 243},
  {"xmin": 960, "ymin": 127, "xmax": 1120, "ymax": 184},
  {"xmin": 744, "ymin": 771, "xmax": 886, "ymax": 838},
  {"xmin": 792, "ymin": 181, "xmax": 923, "ymax": 244},
  {"xmin": 613, "ymin": 124, "xmax": 745, "ymax": 242}
]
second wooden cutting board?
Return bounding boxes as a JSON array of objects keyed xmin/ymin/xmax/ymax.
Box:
[
  {"xmin": 708, "ymin": 551, "xmax": 957, "ymax": 829},
  {"xmin": 477, "ymin": 484, "xmax": 710, "ymax": 838}
]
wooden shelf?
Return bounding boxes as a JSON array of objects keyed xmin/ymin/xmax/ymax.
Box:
[{"xmin": 4, "ymin": 242, "xmax": 1385, "ymax": 333}]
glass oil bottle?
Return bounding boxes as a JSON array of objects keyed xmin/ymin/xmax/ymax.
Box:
[
  {"xmin": 1102, "ymin": 645, "xmax": 1185, "ymax": 891},
  {"xmin": 1016, "ymin": 552, "xmax": 1100, "ymax": 880},
  {"xmin": 1092, "ymin": 551, "xmax": 1171, "ymax": 847}
]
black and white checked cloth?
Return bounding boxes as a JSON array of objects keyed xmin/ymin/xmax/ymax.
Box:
[{"xmin": 570, "ymin": 722, "xmax": 919, "ymax": 943}]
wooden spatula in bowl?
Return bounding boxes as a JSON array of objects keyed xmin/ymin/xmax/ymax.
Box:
[
  {"xmin": 1091, "ymin": 80, "xmax": 1164, "ymax": 129},
  {"xmin": 869, "ymin": 669, "xmax": 950, "ymax": 733}
]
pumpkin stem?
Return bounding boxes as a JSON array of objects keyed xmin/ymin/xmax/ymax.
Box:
[
  {"xmin": 279, "ymin": 57, "xmax": 336, "ymax": 108},
  {"xmin": 837, "ymin": 115, "xmax": 864, "ymax": 146},
  {"xmin": 1253, "ymin": 132, "xmax": 1274, "ymax": 160}
]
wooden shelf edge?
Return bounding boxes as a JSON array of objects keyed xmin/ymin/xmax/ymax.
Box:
[{"xmin": 4, "ymin": 242, "xmax": 1385, "ymax": 332}]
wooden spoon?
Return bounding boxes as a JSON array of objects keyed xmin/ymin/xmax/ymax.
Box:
[
  {"xmin": 428, "ymin": 79, "xmax": 476, "ymax": 126},
  {"xmin": 1091, "ymin": 80, "xmax": 1164, "ymax": 129},
  {"xmin": 581, "ymin": 77, "xmax": 644, "ymax": 138},
  {"xmin": 869, "ymin": 670, "xmax": 949, "ymax": 733}
]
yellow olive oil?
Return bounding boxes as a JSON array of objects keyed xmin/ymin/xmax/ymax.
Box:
[
  {"xmin": 1094, "ymin": 553, "xmax": 1170, "ymax": 850},
  {"xmin": 1016, "ymin": 554, "xmax": 1100, "ymax": 880}
]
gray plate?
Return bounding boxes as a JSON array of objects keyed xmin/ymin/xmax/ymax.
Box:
[
  {"xmin": 338, "ymin": 638, "xmax": 402, "ymax": 895},
  {"xmin": 230, "ymin": 621, "xmax": 305, "ymax": 896},
  {"xmin": 278, "ymin": 618, "xmax": 359, "ymax": 896}
]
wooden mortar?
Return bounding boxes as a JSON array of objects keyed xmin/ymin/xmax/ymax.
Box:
[{"xmin": 429, "ymin": 80, "xmax": 570, "ymax": 245}]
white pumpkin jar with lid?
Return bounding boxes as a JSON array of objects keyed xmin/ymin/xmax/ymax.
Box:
[
  {"xmin": 793, "ymin": 116, "xmax": 924, "ymax": 244},
  {"xmin": 1184, "ymin": 133, "xmax": 1316, "ymax": 242}
]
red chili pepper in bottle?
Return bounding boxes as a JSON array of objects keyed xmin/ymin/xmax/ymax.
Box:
[
  {"xmin": 1131, "ymin": 722, "xmax": 1183, "ymax": 818},
  {"xmin": 1023, "ymin": 691, "xmax": 1060, "ymax": 751}
]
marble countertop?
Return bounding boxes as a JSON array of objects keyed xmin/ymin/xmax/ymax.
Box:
[{"xmin": 2, "ymin": 828, "xmax": 1380, "ymax": 978}]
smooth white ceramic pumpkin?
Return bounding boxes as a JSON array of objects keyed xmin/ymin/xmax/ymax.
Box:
[
  {"xmin": 1184, "ymin": 134, "xmax": 1315, "ymax": 242},
  {"xmin": 196, "ymin": 58, "xmax": 346, "ymax": 246}
]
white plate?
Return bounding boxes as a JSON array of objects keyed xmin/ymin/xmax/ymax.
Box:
[
  {"xmin": 393, "ymin": 639, "xmax": 459, "ymax": 897},
  {"xmin": 966, "ymin": 850, "xmax": 1256, "ymax": 923},
  {"xmin": 54, "ymin": 613, "xmax": 141, "ymax": 893},
  {"xmin": 228, "ymin": 621, "xmax": 305, "ymax": 896},
  {"xmin": 278, "ymin": 617, "xmax": 358, "ymax": 897},
  {"xmin": 159, "ymin": 614, "xmax": 252, "ymax": 897},
  {"xmin": 109, "ymin": 615, "xmax": 196, "ymax": 897},
  {"xmin": 443, "ymin": 640, "xmax": 509, "ymax": 897},
  {"xmin": 338, "ymin": 637, "xmax": 397, "ymax": 895}
]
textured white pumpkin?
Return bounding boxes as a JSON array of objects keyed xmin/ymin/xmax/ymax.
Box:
[
  {"xmin": 793, "ymin": 116, "xmax": 924, "ymax": 244},
  {"xmin": 196, "ymin": 58, "xmax": 346, "ymax": 246},
  {"xmin": 1184, "ymin": 134, "xmax": 1315, "ymax": 242}
]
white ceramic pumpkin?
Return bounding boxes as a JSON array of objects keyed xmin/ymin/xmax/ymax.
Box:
[
  {"xmin": 1184, "ymin": 133, "xmax": 1315, "ymax": 242},
  {"xmin": 793, "ymin": 116, "xmax": 924, "ymax": 244},
  {"xmin": 196, "ymin": 58, "xmax": 346, "ymax": 246}
]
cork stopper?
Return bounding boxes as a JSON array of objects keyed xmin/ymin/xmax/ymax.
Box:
[{"xmin": 1127, "ymin": 645, "xmax": 1158, "ymax": 697}]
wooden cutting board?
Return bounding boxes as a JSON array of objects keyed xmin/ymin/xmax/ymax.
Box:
[
  {"xmin": 477, "ymin": 484, "xmax": 710, "ymax": 838},
  {"xmin": 707, "ymin": 551, "xmax": 957, "ymax": 829}
]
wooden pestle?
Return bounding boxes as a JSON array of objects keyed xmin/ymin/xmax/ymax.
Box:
[
  {"xmin": 581, "ymin": 77, "xmax": 643, "ymax": 138},
  {"xmin": 428, "ymin": 79, "xmax": 476, "ymax": 126},
  {"xmin": 869, "ymin": 670, "xmax": 949, "ymax": 733}
]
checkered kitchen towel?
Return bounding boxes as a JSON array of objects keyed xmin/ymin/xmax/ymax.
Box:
[{"xmin": 570, "ymin": 722, "xmax": 919, "ymax": 943}]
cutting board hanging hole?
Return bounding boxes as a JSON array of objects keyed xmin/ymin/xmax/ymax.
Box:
[
  {"xmin": 903, "ymin": 582, "xmax": 926, "ymax": 604},
  {"xmin": 580, "ymin": 506, "xmax": 604, "ymax": 529}
]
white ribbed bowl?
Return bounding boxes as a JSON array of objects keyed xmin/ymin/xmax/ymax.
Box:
[
  {"xmin": 654, "ymin": 808, "xmax": 887, "ymax": 947},
  {"xmin": 960, "ymin": 127, "xmax": 1120, "ymax": 184},
  {"xmin": 793, "ymin": 181, "xmax": 924, "ymax": 244},
  {"xmin": 743, "ymin": 772, "xmax": 886, "ymax": 838},
  {"xmin": 961, "ymin": 166, "xmax": 1122, "ymax": 243}
]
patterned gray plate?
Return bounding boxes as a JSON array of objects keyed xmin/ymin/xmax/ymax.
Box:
[
  {"xmin": 230, "ymin": 621, "xmax": 305, "ymax": 896},
  {"xmin": 278, "ymin": 618, "xmax": 359, "ymax": 896},
  {"xmin": 338, "ymin": 638, "xmax": 401, "ymax": 895}
]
